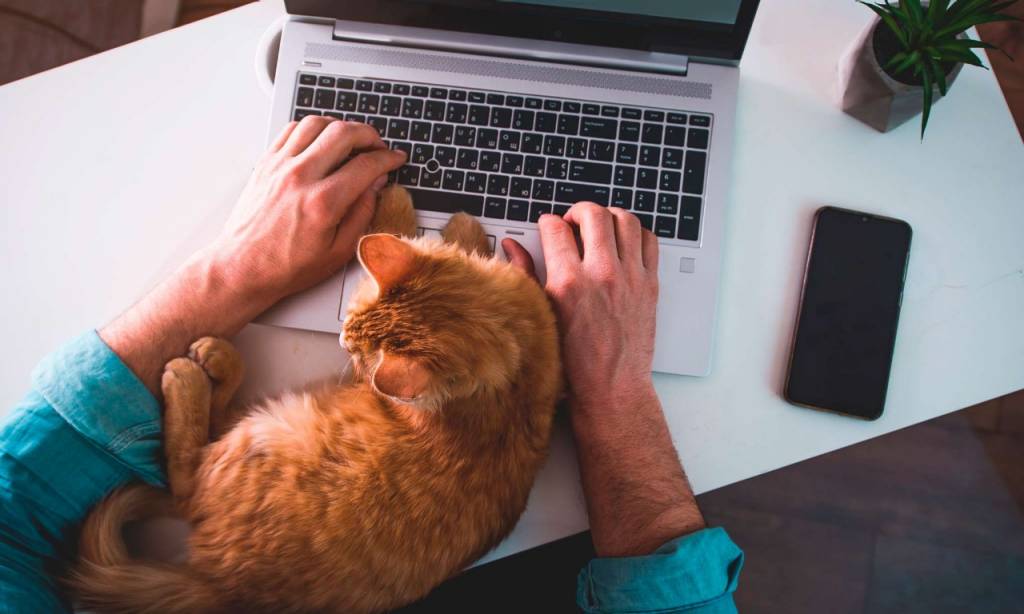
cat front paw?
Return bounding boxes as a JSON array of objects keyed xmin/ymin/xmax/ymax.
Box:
[
  {"xmin": 371, "ymin": 186, "xmax": 418, "ymax": 237},
  {"xmin": 162, "ymin": 357, "xmax": 210, "ymax": 399},
  {"xmin": 188, "ymin": 337, "xmax": 244, "ymax": 385}
]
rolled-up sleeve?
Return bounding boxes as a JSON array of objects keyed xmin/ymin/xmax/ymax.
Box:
[
  {"xmin": 577, "ymin": 527, "xmax": 744, "ymax": 613},
  {"xmin": 0, "ymin": 331, "xmax": 165, "ymax": 612}
]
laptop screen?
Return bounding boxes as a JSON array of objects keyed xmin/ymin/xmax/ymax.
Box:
[{"xmin": 285, "ymin": 0, "xmax": 760, "ymax": 63}]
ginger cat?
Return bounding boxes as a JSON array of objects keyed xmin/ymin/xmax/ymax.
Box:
[{"xmin": 70, "ymin": 187, "xmax": 562, "ymax": 613}]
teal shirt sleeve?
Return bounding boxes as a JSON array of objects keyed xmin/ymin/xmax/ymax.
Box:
[
  {"xmin": 577, "ymin": 527, "xmax": 744, "ymax": 613},
  {"xmin": 0, "ymin": 331, "xmax": 165, "ymax": 612}
]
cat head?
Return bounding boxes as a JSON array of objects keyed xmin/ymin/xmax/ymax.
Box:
[{"xmin": 342, "ymin": 233, "xmax": 544, "ymax": 409}]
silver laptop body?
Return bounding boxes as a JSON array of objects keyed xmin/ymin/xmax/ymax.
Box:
[{"xmin": 259, "ymin": 1, "xmax": 760, "ymax": 376}]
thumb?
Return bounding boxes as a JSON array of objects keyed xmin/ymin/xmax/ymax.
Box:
[
  {"xmin": 329, "ymin": 182, "xmax": 382, "ymax": 264},
  {"xmin": 502, "ymin": 238, "xmax": 538, "ymax": 281}
]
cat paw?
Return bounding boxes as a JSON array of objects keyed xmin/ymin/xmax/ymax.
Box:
[
  {"xmin": 162, "ymin": 357, "xmax": 211, "ymax": 399},
  {"xmin": 442, "ymin": 212, "xmax": 491, "ymax": 256},
  {"xmin": 188, "ymin": 337, "xmax": 244, "ymax": 385},
  {"xmin": 371, "ymin": 186, "xmax": 417, "ymax": 237}
]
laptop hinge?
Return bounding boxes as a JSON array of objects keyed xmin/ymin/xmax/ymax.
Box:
[{"xmin": 331, "ymin": 20, "xmax": 689, "ymax": 77}]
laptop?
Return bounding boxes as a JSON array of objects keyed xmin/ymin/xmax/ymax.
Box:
[{"xmin": 258, "ymin": 0, "xmax": 761, "ymax": 377}]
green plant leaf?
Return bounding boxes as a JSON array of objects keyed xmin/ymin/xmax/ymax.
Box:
[
  {"xmin": 920, "ymin": 66, "xmax": 934, "ymax": 139},
  {"xmin": 862, "ymin": 2, "xmax": 910, "ymax": 47},
  {"xmin": 905, "ymin": 0, "xmax": 925, "ymax": 27},
  {"xmin": 936, "ymin": 47, "xmax": 988, "ymax": 66},
  {"xmin": 928, "ymin": 0, "xmax": 950, "ymax": 23},
  {"xmin": 929, "ymin": 56, "xmax": 949, "ymax": 95},
  {"xmin": 889, "ymin": 50, "xmax": 923, "ymax": 73}
]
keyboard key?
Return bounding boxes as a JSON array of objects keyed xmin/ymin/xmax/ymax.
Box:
[
  {"xmin": 356, "ymin": 80, "xmax": 373, "ymax": 91},
  {"xmin": 507, "ymin": 199, "xmax": 530, "ymax": 221},
  {"xmin": 485, "ymin": 197, "xmax": 507, "ymax": 219},
  {"xmin": 367, "ymin": 116, "xmax": 387, "ymax": 136},
  {"xmin": 506, "ymin": 95, "xmax": 524, "ymax": 107},
  {"xmin": 635, "ymin": 213, "xmax": 654, "ymax": 230},
  {"xmin": 582, "ymin": 103, "xmax": 600, "ymax": 115},
  {"xmin": 532, "ymin": 179, "xmax": 555, "ymax": 200},
  {"xmin": 621, "ymin": 108, "xmax": 642, "ymax": 119},
  {"xmin": 662, "ymin": 148, "xmax": 683, "ymax": 169},
  {"xmin": 456, "ymin": 148, "xmax": 479, "ymax": 170},
  {"xmin": 588, "ymin": 140, "xmax": 615, "ymax": 162},
  {"xmin": 487, "ymin": 93, "xmax": 505, "ymax": 105},
  {"xmin": 431, "ymin": 124, "xmax": 454, "ymax": 145},
  {"xmin": 678, "ymin": 196, "xmax": 701, "ymax": 240},
  {"xmin": 490, "ymin": 108, "xmax": 513, "ymax": 128},
  {"xmin": 299, "ymin": 74, "xmax": 317, "ymax": 86},
  {"xmin": 449, "ymin": 89, "xmax": 467, "ymax": 101},
  {"xmin": 488, "ymin": 175, "xmax": 510, "ymax": 196},
  {"xmin": 637, "ymin": 168, "xmax": 658, "ymax": 189},
  {"xmin": 643, "ymin": 110, "xmax": 665, "ymax": 122},
  {"xmin": 465, "ymin": 172, "xmax": 487, "ymax": 193},
  {"xmin": 659, "ymin": 170, "xmax": 681, "ymax": 192},
  {"xmin": 563, "ymin": 102, "xmax": 581, "ymax": 113},
  {"xmin": 616, "ymin": 143, "xmax": 638, "ymax": 164},
  {"xmin": 442, "ymin": 169, "xmax": 465, "ymax": 191},
  {"xmin": 337, "ymin": 78, "xmax": 355, "ymax": 89},
  {"xmin": 687, "ymin": 128, "xmax": 710, "ymax": 149},
  {"xmin": 683, "ymin": 151, "xmax": 707, "ymax": 194},
  {"xmin": 468, "ymin": 105, "xmax": 489, "ymax": 125},
  {"xmin": 344, "ymin": 113, "xmax": 366, "ymax": 123},
  {"xmin": 567, "ymin": 138, "xmax": 588, "ymax": 159},
  {"xmin": 612, "ymin": 188, "xmax": 632, "ymax": 208},
  {"xmin": 655, "ymin": 215, "xmax": 675, "ymax": 238},
  {"xmin": 525, "ymin": 97, "xmax": 543, "ymax": 109},
  {"xmin": 293, "ymin": 109, "xmax": 320, "ymax": 121},
  {"xmin": 641, "ymin": 124, "xmax": 664, "ymax": 144},
  {"xmin": 397, "ymin": 165, "xmax": 420, "ymax": 186},
  {"xmin": 453, "ymin": 126, "xmax": 476, "ymax": 146},
  {"xmin": 435, "ymin": 146, "xmax": 456, "ymax": 167},
  {"xmin": 469, "ymin": 92, "xmax": 486, "ymax": 103},
  {"xmin": 411, "ymin": 121, "xmax": 432, "ymax": 142},
  {"xmin": 411, "ymin": 144, "xmax": 433, "ymax": 164},
  {"xmin": 501, "ymin": 153, "xmax": 524, "ymax": 175},
  {"xmin": 407, "ymin": 187, "xmax": 484, "ymax": 216},
  {"xmin": 546, "ymin": 158, "xmax": 568, "ymax": 180},
  {"xmin": 665, "ymin": 126, "xmax": 686, "ymax": 147},
  {"xmin": 387, "ymin": 119, "xmax": 410, "ymax": 140},
  {"xmin": 535, "ymin": 112, "xmax": 557, "ymax": 133},
  {"xmin": 613, "ymin": 166, "xmax": 635, "ymax": 187},
  {"xmin": 557, "ymin": 115, "xmax": 580, "ymax": 135},
  {"xmin": 555, "ymin": 182, "xmax": 610, "ymax": 204},
  {"xmin": 521, "ymin": 133, "xmax": 543, "ymax": 154},
  {"xmin": 511, "ymin": 177, "xmax": 532, "ymax": 198},
  {"xmin": 544, "ymin": 99, "xmax": 562, "ymax": 111},
  {"xmin": 411, "ymin": 85, "xmax": 429, "ymax": 97},
  {"xmin": 619, "ymin": 121, "xmax": 641, "ymax": 142},
  {"xmin": 430, "ymin": 87, "xmax": 447, "ymax": 99},
  {"xmin": 297, "ymin": 87, "xmax": 314, "ymax": 107},
  {"xmin": 325, "ymin": 111, "xmax": 344, "ymax": 120},
  {"xmin": 476, "ymin": 128, "xmax": 499, "ymax": 149},
  {"xmin": 498, "ymin": 131, "xmax": 521, "ymax": 152},
  {"xmin": 314, "ymin": 89, "xmax": 336, "ymax": 109},
  {"xmin": 657, "ymin": 193, "xmax": 679, "ymax": 214},
  {"xmin": 336, "ymin": 91, "xmax": 357, "ymax": 111},
  {"xmin": 393, "ymin": 83, "xmax": 410, "ymax": 95},
  {"xmin": 421, "ymin": 168, "xmax": 442, "ymax": 188},
  {"xmin": 392, "ymin": 141, "xmax": 412, "ymax": 158},
  {"xmin": 424, "ymin": 100, "xmax": 446, "ymax": 121},
  {"xmin": 402, "ymin": 98, "xmax": 424, "ymax": 119},
  {"xmin": 639, "ymin": 146, "xmax": 661, "ymax": 167},
  {"xmin": 446, "ymin": 102, "xmax": 468, "ymax": 123},
  {"xmin": 580, "ymin": 117, "xmax": 617, "ymax": 139},
  {"xmin": 529, "ymin": 201, "xmax": 553, "ymax": 222},
  {"xmin": 634, "ymin": 191, "xmax": 656, "ymax": 211},
  {"xmin": 381, "ymin": 95, "xmax": 402, "ymax": 116},
  {"xmin": 554, "ymin": 204, "xmax": 571, "ymax": 216},
  {"xmin": 689, "ymin": 115, "xmax": 711, "ymax": 127},
  {"xmin": 569, "ymin": 161, "xmax": 613, "ymax": 184},
  {"xmin": 667, "ymin": 112, "xmax": 687, "ymax": 124},
  {"xmin": 601, "ymin": 106, "xmax": 620, "ymax": 118},
  {"xmin": 525, "ymin": 156, "xmax": 546, "ymax": 177},
  {"xmin": 543, "ymin": 135, "xmax": 566, "ymax": 156},
  {"xmin": 374, "ymin": 82, "xmax": 392, "ymax": 93},
  {"xmin": 480, "ymin": 151, "xmax": 501, "ymax": 172},
  {"xmin": 513, "ymin": 110, "xmax": 535, "ymax": 131}
]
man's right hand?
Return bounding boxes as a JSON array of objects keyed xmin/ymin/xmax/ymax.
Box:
[{"xmin": 504, "ymin": 202, "xmax": 660, "ymax": 414}]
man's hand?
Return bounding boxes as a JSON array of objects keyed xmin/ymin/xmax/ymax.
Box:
[
  {"xmin": 101, "ymin": 118, "xmax": 405, "ymax": 395},
  {"xmin": 505, "ymin": 203, "xmax": 705, "ymax": 558},
  {"xmin": 210, "ymin": 116, "xmax": 406, "ymax": 303}
]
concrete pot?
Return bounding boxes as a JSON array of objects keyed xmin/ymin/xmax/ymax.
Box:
[{"xmin": 836, "ymin": 17, "xmax": 964, "ymax": 132}]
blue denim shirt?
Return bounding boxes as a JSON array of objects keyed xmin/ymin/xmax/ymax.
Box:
[{"xmin": 0, "ymin": 332, "xmax": 743, "ymax": 612}]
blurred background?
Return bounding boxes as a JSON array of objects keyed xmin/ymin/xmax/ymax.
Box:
[{"xmin": 1, "ymin": 1, "xmax": 1022, "ymax": 612}]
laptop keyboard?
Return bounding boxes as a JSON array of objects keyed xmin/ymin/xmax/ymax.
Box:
[{"xmin": 293, "ymin": 73, "xmax": 711, "ymax": 241}]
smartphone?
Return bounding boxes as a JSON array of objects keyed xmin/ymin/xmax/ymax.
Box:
[{"xmin": 784, "ymin": 206, "xmax": 912, "ymax": 420}]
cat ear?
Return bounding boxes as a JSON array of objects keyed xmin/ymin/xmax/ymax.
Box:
[
  {"xmin": 357, "ymin": 233, "xmax": 418, "ymax": 291},
  {"xmin": 372, "ymin": 353, "xmax": 431, "ymax": 401}
]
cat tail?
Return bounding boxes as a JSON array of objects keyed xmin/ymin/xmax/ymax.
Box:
[{"xmin": 66, "ymin": 483, "xmax": 222, "ymax": 614}]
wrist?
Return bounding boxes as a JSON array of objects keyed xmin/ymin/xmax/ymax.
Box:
[
  {"xmin": 570, "ymin": 376, "xmax": 658, "ymax": 427},
  {"xmin": 183, "ymin": 248, "xmax": 278, "ymax": 327}
]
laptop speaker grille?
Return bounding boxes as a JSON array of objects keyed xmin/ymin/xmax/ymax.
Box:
[{"xmin": 304, "ymin": 42, "xmax": 712, "ymax": 100}]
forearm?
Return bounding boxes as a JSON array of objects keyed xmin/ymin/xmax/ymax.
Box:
[
  {"xmin": 100, "ymin": 248, "xmax": 274, "ymax": 397},
  {"xmin": 572, "ymin": 381, "xmax": 705, "ymax": 558}
]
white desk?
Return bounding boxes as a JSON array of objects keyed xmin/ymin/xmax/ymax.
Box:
[{"xmin": 1, "ymin": 0, "xmax": 1022, "ymax": 565}]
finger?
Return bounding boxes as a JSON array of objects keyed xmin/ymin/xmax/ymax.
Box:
[
  {"xmin": 562, "ymin": 202, "xmax": 616, "ymax": 266},
  {"xmin": 641, "ymin": 229, "xmax": 660, "ymax": 271},
  {"xmin": 329, "ymin": 184, "xmax": 382, "ymax": 265},
  {"xmin": 319, "ymin": 148, "xmax": 407, "ymax": 223},
  {"xmin": 537, "ymin": 214, "xmax": 581, "ymax": 278},
  {"xmin": 501, "ymin": 239, "xmax": 537, "ymax": 280},
  {"xmin": 608, "ymin": 207, "xmax": 643, "ymax": 265},
  {"xmin": 299, "ymin": 121, "xmax": 385, "ymax": 178},
  {"xmin": 270, "ymin": 121, "xmax": 299, "ymax": 152},
  {"xmin": 281, "ymin": 115, "xmax": 334, "ymax": 156}
]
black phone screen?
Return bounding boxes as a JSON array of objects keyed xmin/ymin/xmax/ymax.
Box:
[{"xmin": 784, "ymin": 207, "xmax": 912, "ymax": 420}]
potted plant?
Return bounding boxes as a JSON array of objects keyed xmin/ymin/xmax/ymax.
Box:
[{"xmin": 837, "ymin": 0, "xmax": 1019, "ymax": 138}]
